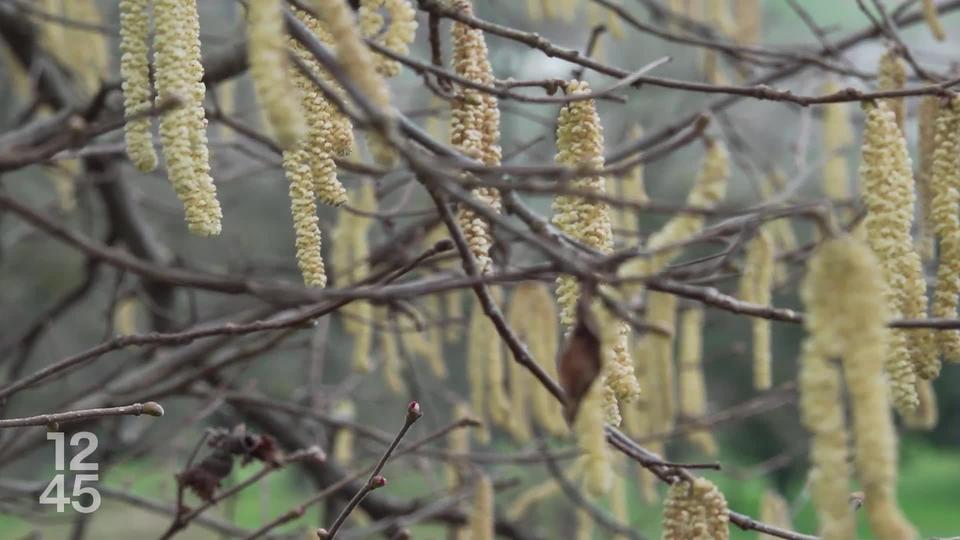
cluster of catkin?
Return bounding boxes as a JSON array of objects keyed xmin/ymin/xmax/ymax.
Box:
[
  {"xmin": 859, "ymin": 99, "xmax": 935, "ymax": 410},
  {"xmin": 117, "ymin": 0, "xmax": 221, "ymax": 235},
  {"xmin": 451, "ymin": 0, "xmax": 502, "ymax": 276},
  {"xmin": 661, "ymin": 477, "xmax": 730, "ymax": 540},
  {"xmin": 799, "ymin": 234, "xmax": 916, "ymax": 540},
  {"xmin": 553, "ymin": 80, "xmax": 641, "ymax": 428}
]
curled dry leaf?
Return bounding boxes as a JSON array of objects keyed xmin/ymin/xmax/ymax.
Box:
[{"xmin": 557, "ymin": 296, "xmax": 602, "ymax": 424}]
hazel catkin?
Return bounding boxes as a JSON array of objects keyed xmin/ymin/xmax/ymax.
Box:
[
  {"xmin": 930, "ymin": 97, "xmax": 960, "ymax": 362},
  {"xmin": 739, "ymin": 229, "xmax": 775, "ymax": 390},
  {"xmin": 119, "ymin": 0, "xmax": 158, "ymax": 172},
  {"xmin": 247, "ymin": 0, "xmax": 306, "ymax": 150}
]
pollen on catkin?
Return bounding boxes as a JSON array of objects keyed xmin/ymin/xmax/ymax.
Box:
[
  {"xmin": 507, "ymin": 283, "xmax": 568, "ymax": 436},
  {"xmin": 468, "ymin": 474, "xmax": 495, "ymax": 540},
  {"xmin": 877, "ymin": 47, "xmax": 907, "ymax": 130},
  {"xmin": 154, "ymin": 0, "xmax": 222, "ymax": 236},
  {"xmin": 860, "ymin": 100, "xmax": 933, "ymax": 398},
  {"xmin": 903, "ymin": 379, "xmax": 938, "ymax": 431},
  {"xmin": 739, "ymin": 229, "xmax": 775, "ymax": 390},
  {"xmin": 310, "ymin": 0, "xmax": 395, "ymax": 165},
  {"xmin": 661, "ymin": 478, "xmax": 729, "ymax": 540},
  {"xmin": 284, "ymin": 151, "xmax": 327, "ymax": 287},
  {"xmin": 677, "ymin": 307, "xmax": 717, "ymax": 456},
  {"xmin": 119, "ymin": 0, "xmax": 158, "ymax": 172},
  {"xmin": 553, "ymin": 80, "xmax": 640, "ymax": 409},
  {"xmin": 821, "ymin": 81, "xmax": 854, "ymax": 200},
  {"xmin": 801, "ymin": 234, "xmax": 915, "ymax": 540},
  {"xmin": 916, "ymin": 96, "xmax": 939, "ymax": 261},
  {"xmin": 361, "ymin": 0, "xmax": 418, "ymax": 77},
  {"xmin": 922, "ymin": 0, "xmax": 947, "ymax": 41},
  {"xmin": 247, "ymin": 0, "xmax": 305, "ymax": 150},
  {"xmin": 930, "ymin": 97, "xmax": 960, "ymax": 362},
  {"xmin": 451, "ymin": 0, "xmax": 502, "ymax": 275}
]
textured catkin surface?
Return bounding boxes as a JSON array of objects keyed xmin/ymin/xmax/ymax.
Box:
[
  {"xmin": 119, "ymin": 0, "xmax": 158, "ymax": 172},
  {"xmin": 800, "ymin": 235, "xmax": 917, "ymax": 540}
]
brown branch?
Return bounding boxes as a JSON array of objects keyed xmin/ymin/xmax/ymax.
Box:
[{"xmin": 0, "ymin": 401, "xmax": 164, "ymax": 428}]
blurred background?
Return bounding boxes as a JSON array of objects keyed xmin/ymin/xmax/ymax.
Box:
[{"xmin": 1, "ymin": 0, "xmax": 959, "ymax": 538}]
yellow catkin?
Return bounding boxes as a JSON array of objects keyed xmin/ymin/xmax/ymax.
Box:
[
  {"xmin": 801, "ymin": 234, "xmax": 916, "ymax": 540},
  {"xmin": 575, "ymin": 507, "xmax": 594, "ymax": 540},
  {"xmin": 821, "ymin": 80, "xmax": 854, "ymax": 200},
  {"xmin": 154, "ymin": 0, "xmax": 222, "ymax": 235},
  {"xmin": 467, "ymin": 294, "xmax": 509, "ymax": 440},
  {"xmin": 609, "ymin": 125, "xmax": 648, "ymax": 237},
  {"xmin": 646, "ymin": 291, "xmax": 678, "ymax": 435},
  {"xmin": 113, "ymin": 297, "xmax": 140, "ymax": 336},
  {"xmin": 284, "ymin": 151, "xmax": 327, "ymax": 287},
  {"xmin": 451, "ymin": 0, "xmax": 502, "ymax": 275},
  {"xmin": 310, "ymin": 0, "xmax": 394, "ymax": 154},
  {"xmin": 734, "ymin": 0, "xmax": 761, "ymax": 45},
  {"xmin": 625, "ymin": 337, "xmax": 660, "ymax": 503},
  {"xmin": 877, "ymin": 48, "xmax": 907, "ymax": 130},
  {"xmin": 554, "ymin": 80, "xmax": 640, "ymax": 411},
  {"xmin": 739, "ymin": 230, "xmax": 775, "ymax": 390},
  {"xmin": 468, "ymin": 474, "xmax": 495, "ymax": 540},
  {"xmin": 361, "ymin": 0, "xmax": 418, "ymax": 77},
  {"xmin": 678, "ymin": 307, "xmax": 717, "ymax": 456},
  {"xmin": 505, "ymin": 342, "xmax": 532, "ymax": 444},
  {"xmin": 930, "ymin": 97, "xmax": 960, "ymax": 362},
  {"xmin": 631, "ymin": 139, "xmax": 729, "ymax": 279},
  {"xmin": 860, "ymin": 101, "xmax": 933, "ymax": 401},
  {"xmin": 446, "ymin": 403, "xmax": 472, "ymax": 488},
  {"xmin": 507, "ymin": 480, "xmax": 559, "ymax": 520},
  {"xmin": 335, "ymin": 184, "xmax": 375, "ymax": 371},
  {"xmin": 921, "ymin": 0, "xmax": 947, "ymax": 40},
  {"xmin": 661, "ymin": 478, "xmax": 729, "ymax": 540},
  {"xmin": 611, "ymin": 462, "xmax": 630, "ymax": 539},
  {"xmin": 916, "ymin": 96, "xmax": 939, "ymax": 261},
  {"xmin": 375, "ymin": 307, "xmax": 407, "ymax": 395},
  {"xmin": 903, "ymin": 379, "xmax": 938, "ymax": 431},
  {"xmin": 54, "ymin": 0, "xmax": 108, "ymax": 94},
  {"xmin": 575, "ymin": 382, "xmax": 613, "ymax": 497},
  {"xmin": 331, "ymin": 401, "xmax": 356, "ymax": 464},
  {"xmin": 507, "ymin": 283, "xmax": 567, "ymax": 436},
  {"xmin": 247, "ymin": 0, "xmax": 306, "ymax": 150},
  {"xmin": 119, "ymin": 0, "xmax": 158, "ymax": 172},
  {"xmin": 288, "ymin": 9, "xmax": 350, "ymax": 208},
  {"xmin": 758, "ymin": 490, "xmax": 793, "ymax": 540},
  {"xmin": 401, "ymin": 325, "xmax": 448, "ymax": 378}
]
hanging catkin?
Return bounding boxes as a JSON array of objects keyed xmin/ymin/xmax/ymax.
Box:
[
  {"xmin": 677, "ymin": 307, "xmax": 717, "ymax": 456},
  {"xmin": 553, "ymin": 80, "xmax": 640, "ymax": 413},
  {"xmin": 507, "ymin": 283, "xmax": 567, "ymax": 436},
  {"xmin": 310, "ymin": 0, "xmax": 395, "ymax": 165},
  {"xmin": 921, "ymin": 0, "xmax": 947, "ymax": 41},
  {"xmin": 930, "ymin": 97, "xmax": 960, "ymax": 362},
  {"xmin": 916, "ymin": 96, "xmax": 939, "ymax": 261},
  {"xmin": 53, "ymin": 0, "xmax": 108, "ymax": 94},
  {"xmin": 575, "ymin": 507, "xmax": 594, "ymax": 540},
  {"xmin": 467, "ymin": 293, "xmax": 509, "ymax": 440},
  {"xmin": 633, "ymin": 139, "xmax": 729, "ymax": 278},
  {"xmin": 758, "ymin": 490, "xmax": 793, "ymax": 540},
  {"xmin": 903, "ymin": 379, "xmax": 938, "ymax": 431},
  {"xmin": 154, "ymin": 0, "xmax": 222, "ymax": 236},
  {"xmin": 800, "ymin": 234, "xmax": 917, "ymax": 540},
  {"xmin": 661, "ymin": 478, "xmax": 730, "ymax": 540},
  {"xmin": 451, "ymin": 0, "xmax": 502, "ymax": 275},
  {"xmin": 574, "ymin": 380, "xmax": 613, "ymax": 497},
  {"xmin": 468, "ymin": 474, "xmax": 495, "ymax": 540},
  {"xmin": 739, "ymin": 229, "xmax": 775, "ymax": 390},
  {"xmin": 119, "ymin": 0, "xmax": 158, "ymax": 172},
  {"xmin": 877, "ymin": 47, "xmax": 907, "ymax": 130},
  {"xmin": 446, "ymin": 402, "xmax": 472, "ymax": 488},
  {"xmin": 359, "ymin": 0, "xmax": 418, "ymax": 77},
  {"xmin": 860, "ymin": 100, "xmax": 934, "ymax": 401},
  {"xmin": 646, "ymin": 291, "xmax": 678, "ymax": 435},
  {"xmin": 821, "ymin": 81, "xmax": 854, "ymax": 200},
  {"xmin": 625, "ymin": 336, "xmax": 660, "ymax": 504},
  {"xmin": 247, "ymin": 0, "xmax": 305, "ymax": 150},
  {"xmin": 376, "ymin": 308, "xmax": 407, "ymax": 395},
  {"xmin": 734, "ymin": 0, "xmax": 761, "ymax": 45}
]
